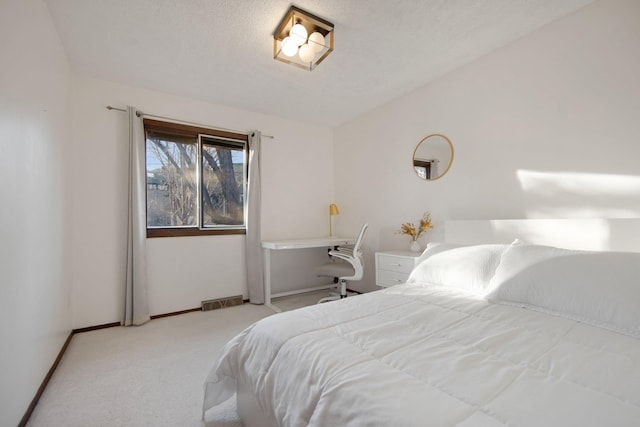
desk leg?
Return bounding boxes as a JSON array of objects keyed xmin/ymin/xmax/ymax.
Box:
[{"xmin": 263, "ymin": 248, "xmax": 281, "ymax": 313}]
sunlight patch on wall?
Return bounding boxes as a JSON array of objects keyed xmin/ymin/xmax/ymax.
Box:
[
  {"xmin": 491, "ymin": 219, "xmax": 611, "ymax": 251},
  {"xmin": 446, "ymin": 218, "xmax": 640, "ymax": 253},
  {"xmin": 517, "ymin": 170, "xmax": 640, "ymax": 218}
]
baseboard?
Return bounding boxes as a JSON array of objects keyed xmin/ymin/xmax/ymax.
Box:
[
  {"xmin": 73, "ymin": 321, "xmax": 121, "ymax": 334},
  {"xmin": 150, "ymin": 307, "xmax": 201, "ymax": 319},
  {"xmin": 18, "ymin": 331, "xmax": 74, "ymax": 427}
]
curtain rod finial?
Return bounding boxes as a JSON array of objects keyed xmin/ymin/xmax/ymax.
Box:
[{"xmin": 106, "ymin": 105, "xmax": 127, "ymax": 112}]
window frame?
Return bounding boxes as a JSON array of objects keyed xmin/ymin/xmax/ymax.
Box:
[{"xmin": 143, "ymin": 119, "xmax": 249, "ymax": 238}]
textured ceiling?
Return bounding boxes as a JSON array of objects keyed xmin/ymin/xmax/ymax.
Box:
[{"xmin": 44, "ymin": 0, "xmax": 593, "ymax": 127}]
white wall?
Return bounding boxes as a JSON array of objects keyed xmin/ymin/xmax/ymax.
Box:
[
  {"xmin": 69, "ymin": 77, "xmax": 334, "ymax": 327},
  {"xmin": 333, "ymin": 0, "xmax": 640, "ymax": 292},
  {"xmin": 0, "ymin": 0, "xmax": 72, "ymax": 425}
]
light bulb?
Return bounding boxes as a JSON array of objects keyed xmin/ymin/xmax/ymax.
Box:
[
  {"xmin": 280, "ymin": 37, "xmax": 298, "ymax": 57},
  {"xmin": 308, "ymin": 32, "xmax": 325, "ymax": 52},
  {"xmin": 290, "ymin": 23, "xmax": 308, "ymax": 46},
  {"xmin": 298, "ymin": 43, "xmax": 315, "ymax": 62}
]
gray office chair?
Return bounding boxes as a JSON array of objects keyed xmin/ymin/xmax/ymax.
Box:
[{"xmin": 316, "ymin": 223, "xmax": 369, "ymax": 304}]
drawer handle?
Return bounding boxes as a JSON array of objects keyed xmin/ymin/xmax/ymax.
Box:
[
  {"xmin": 394, "ymin": 279, "xmax": 403, "ymax": 283},
  {"xmin": 388, "ymin": 263, "xmax": 402, "ymax": 266}
]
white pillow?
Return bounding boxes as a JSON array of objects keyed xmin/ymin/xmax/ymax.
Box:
[
  {"xmin": 408, "ymin": 243, "xmax": 510, "ymax": 294},
  {"xmin": 486, "ymin": 244, "xmax": 640, "ymax": 337},
  {"xmin": 414, "ymin": 242, "xmax": 465, "ymax": 265}
]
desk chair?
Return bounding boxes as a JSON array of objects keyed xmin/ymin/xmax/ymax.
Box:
[{"xmin": 316, "ymin": 223, "xmax": 369, "ymax": 304}]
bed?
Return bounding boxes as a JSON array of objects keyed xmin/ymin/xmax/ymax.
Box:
[{"xmin": 203, "ymin": 219, "xmax": 640, "ymax": 426}]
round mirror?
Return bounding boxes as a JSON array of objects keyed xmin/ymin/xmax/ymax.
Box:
[{"xmin": 412, "ymin": 134, "xmax": 454, "ymax": 180}]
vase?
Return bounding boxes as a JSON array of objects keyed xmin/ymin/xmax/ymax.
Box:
[{"xmin": 409, "ymin": 240, "xmax": 421, "ymax": 252}]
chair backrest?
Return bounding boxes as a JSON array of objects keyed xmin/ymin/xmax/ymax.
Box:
[
  {"xmin": 328, "ymin": 223, "xmax": 368, "ymax": 281},
  {"xmin": 348, "ymin": 223, "xmax": 368, "ymax": 280},
  {"xmin": 352, "ymin": 223, "xmax": 368, "ymax": 256}
]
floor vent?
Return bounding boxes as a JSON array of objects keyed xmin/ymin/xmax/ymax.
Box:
[{"xmin": 201, "ymin": 295, "xmax": 243, "ymax": 311}]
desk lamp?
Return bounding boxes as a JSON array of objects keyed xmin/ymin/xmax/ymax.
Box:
[{"xmin": 329, "ymin": 204, "xmax": 340, "ymax": 237}]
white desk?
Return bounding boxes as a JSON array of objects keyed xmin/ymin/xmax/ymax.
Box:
[{"xmin": 262, "ymin": 237, "xmax": 355, "ymax": 312}]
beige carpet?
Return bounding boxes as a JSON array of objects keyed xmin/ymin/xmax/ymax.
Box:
[{"xmin": 27, "ymin": 291, "xmax": 327, "ymax": 427}]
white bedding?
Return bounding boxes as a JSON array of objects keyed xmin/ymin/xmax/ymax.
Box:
[{"xmin": 203, "ymin": 283, "xmax": 640, "ymax": 426}]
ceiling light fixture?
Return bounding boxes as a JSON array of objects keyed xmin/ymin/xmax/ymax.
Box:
[{"xmin": 273, "ymin": 6, "xmax": 334, "ymax": 71}]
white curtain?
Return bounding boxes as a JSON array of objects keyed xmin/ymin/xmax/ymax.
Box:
[
  {"xmin": 123, "ymin": 106, "xmax": 150, "ymax": 326},
  {"xmin": 246, "ymin": 131, "xmax": 264, "ymax": 304}
]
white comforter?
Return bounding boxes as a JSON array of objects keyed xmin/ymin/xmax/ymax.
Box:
[{"xmin": 203, "ymin": 284, "xmax": 640, "ymax": 426}]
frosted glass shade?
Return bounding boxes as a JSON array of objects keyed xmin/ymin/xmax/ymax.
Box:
[
  {"xmin": 281, "ymin": 37, "xmax": 298, "ymax": 57},
  {"xmin": 308, "ymin": 32, "xmax": 325, "ymax": 52},
  {"xmin": 298, "ymin": 44, "xmax": 315, "ymax": 62},
  {"xmin": 290, "ymin": 24, "xmax": 308, "ymax": 46}
]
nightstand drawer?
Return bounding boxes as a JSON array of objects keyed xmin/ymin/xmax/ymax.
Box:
[
  {"xmin": 375, "ymin": 251, "xmax": 421, "ymax": 288},
  {"xmin": 377, "ymin": 269, "xmax": 410, "ymax": 287},
  {"xmin": 376, "ymin": 254, "xmax": 416, "ymax": 274}
]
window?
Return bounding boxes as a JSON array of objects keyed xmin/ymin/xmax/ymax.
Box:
[
  {"xmin": 144, "ymin": 119, "xmax": 248, "ymax": 237},
  {"xmin": 413, "ymin": 159, "xmax": 431, "ymax": 179}
]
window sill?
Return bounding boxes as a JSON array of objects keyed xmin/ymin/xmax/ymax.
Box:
[{"xmin": 146, "ymin": 228, "xmax": 246, "ymax": 238}]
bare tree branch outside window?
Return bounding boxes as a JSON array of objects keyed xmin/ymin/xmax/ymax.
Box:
[{"xmin": 145, "ymin": 130, "xmax": 246, "ymax": 231}]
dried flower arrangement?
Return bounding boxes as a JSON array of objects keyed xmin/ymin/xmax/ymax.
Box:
[{"xmin": 397, "ymin": 211, "xmax": 433, "ymax": 242}]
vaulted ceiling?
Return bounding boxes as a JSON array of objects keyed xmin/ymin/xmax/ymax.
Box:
[{"xmin": 45, "ymin": 0, "xmax": 594, "ymax": 127}]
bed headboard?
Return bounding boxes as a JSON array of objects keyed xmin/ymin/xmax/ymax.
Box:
[{"xmin": 444, "ymin": 219, "xmax": 640, "ymax": 252}]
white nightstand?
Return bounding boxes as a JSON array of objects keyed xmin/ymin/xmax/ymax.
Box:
[{"xmin": 375, "ymin": 251, "xmax": 422, "ymax": 288}]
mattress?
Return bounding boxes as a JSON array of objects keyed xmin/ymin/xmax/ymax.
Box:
[{"xmin": 203, "ymin": 282, "xmax": 640, "ymax": 426}]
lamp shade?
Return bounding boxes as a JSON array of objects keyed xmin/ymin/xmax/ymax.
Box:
[{"xmin": 329, "ymin": 204, "xmax": 340, "ymax": 216}]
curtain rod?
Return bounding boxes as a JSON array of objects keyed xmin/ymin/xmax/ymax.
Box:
[{"xmin": 106, "ymin": 106, "xmax": 274, "ymax": 139}]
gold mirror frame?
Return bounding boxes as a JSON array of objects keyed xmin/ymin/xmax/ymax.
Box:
[{"xmin": 412, "ymin": 133, "xmax": 454, "ymax": 181}]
